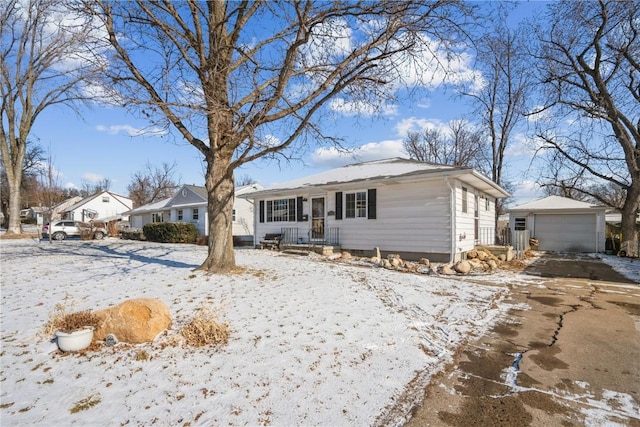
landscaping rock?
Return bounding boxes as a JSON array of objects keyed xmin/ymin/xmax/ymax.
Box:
[
  {"xmin": 441, "ymin": 265, "xmax": 455, "ymax": 275},
  {"xmin": 341, "ymin": 251, "xmax": 352, "ymax": 260},
  {"xmin": 419, "ymin": 258, "xmax": 430, "ymax": 266},
  {"xmin": 455, "ymin": 261, "xmax": 471, "ymax": 274},
  {"xmin": 487, "ymin": 259, "xmax": 498, "ymax": 270},
  {"xmin": 476, "ymin": 251, "xmax": 487, "ymax": 261},
  {"xmin": 370, "ymin": 256, "xmax": 381, "ymax": 264},
  {"xmin": 94, "ymin": 298, "xmax": 171, "ymax": 344},
  {"xmin": 390, "ymin": 257, "xmax": 403, "ymax": 268},
  {"xmin": 467, "ymin": 249, "xmax": 479, "ymax": 259}
]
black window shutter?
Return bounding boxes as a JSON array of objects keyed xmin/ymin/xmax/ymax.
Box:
[
  {"xmin": 259, "ymin": 200, "xmax": 265, "ymax": 223},
  {"xmin": 296, "ymin": 196, "xmax": 304, "ymax": 221},
  {"xmin": 367, "ymin": 189, "xmax": 377, "ymax": 219},
  {"xmin": 288, "ymin": 198, "xmax": 296, "ymax": 222},
  {"xmin": 335, "ymin": 192, "xmax": 343, "ymax": 220}
]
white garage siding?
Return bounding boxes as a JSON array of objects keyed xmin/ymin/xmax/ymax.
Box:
[{"xmin": 534, "ymin": 214, "xmax": 597, "ymax": 252}]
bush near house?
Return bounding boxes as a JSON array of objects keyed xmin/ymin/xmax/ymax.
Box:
[{"xmin": 143, "ymin": 222, "xmax": 198, "ymax": 244}]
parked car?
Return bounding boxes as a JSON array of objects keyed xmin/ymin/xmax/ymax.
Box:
[{"xmin": 42, "ymin": 220, "xmax": 107, "ymax": 241}]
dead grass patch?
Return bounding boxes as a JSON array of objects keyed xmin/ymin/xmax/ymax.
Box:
[
  {"xmin": 44, "ymin": 304, "xmax": 100, "ymax": 335},
  {"xmin": 181, "ymin": 306, "xmax": 230, "ymax": 347}
]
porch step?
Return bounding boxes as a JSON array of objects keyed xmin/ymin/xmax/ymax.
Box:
[
  {"xmin": 281, "ymin": 244, "xmax": 340, "ymax": 256},
  {"xmin": 282, "ymin": 249, "xmax": 310, "ymax": 256}
]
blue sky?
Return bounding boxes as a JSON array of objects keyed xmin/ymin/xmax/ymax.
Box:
[{"xmin": 29, "ymin": 1, "xmax": 546, "ymax": 207}]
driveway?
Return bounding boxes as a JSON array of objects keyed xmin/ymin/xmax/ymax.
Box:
[{"xmin": 406, "ymin": 253, "xmax": 640, "ymax": 426}]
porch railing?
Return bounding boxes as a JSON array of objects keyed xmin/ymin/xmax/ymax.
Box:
[{"xmin": 280, "ymin": 227, "xmax": 339, "ymax": 246}]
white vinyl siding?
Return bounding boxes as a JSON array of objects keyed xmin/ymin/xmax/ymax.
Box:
[{"xmin": 328, "ymin": 181, "xmax": 451, "ymax": 254}]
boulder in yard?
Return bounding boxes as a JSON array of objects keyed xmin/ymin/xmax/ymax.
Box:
[
  {"xmin": 440, "ymin": 265, "xmax": 455, "ymax": 275},
  {"xmin": 454, "ymin": 261, "xmax": 471, "ymax": 274},
  {"xmin": 418, "ymin": 258, "xmax": 430, "ymax": 266},
  {"xmin": 94, "ymin": 298, "xmax": 171, "ymax": 344}
]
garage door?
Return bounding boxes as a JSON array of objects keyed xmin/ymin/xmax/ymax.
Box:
[{"xmin": 534, "ymin": 214, "xmax": 596, "ymax": 252}]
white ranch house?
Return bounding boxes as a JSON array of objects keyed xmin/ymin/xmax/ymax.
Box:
[
  {"xmin": 243, "ymin": 158, "xmax": 509, "ymax": 262},
  {"xmin": 126, "ymin": 184, "xmax": 262, "ymax": 241},
  {"xmin": 62, "ymin": 191, "xmax": 132, "ymax": 222}
]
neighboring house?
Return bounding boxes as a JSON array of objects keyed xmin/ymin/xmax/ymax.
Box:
[
  {"xmin": 62, "ymin": 191, "xmax": 133, "ymax": 222},
  {"xmin": 125, "ymin": 183, "xmax": 262, "ymax": 239},
  {"xmin": 242, "ymin": 158, "xmax": 509, "ymax": 262},
  {"xmin": 507, "ymin": 196, "xmax": 608, "ymax": 252},
  {"xmin": 51, "ymin": 196, "xmax": 83, "ymax": 221}
]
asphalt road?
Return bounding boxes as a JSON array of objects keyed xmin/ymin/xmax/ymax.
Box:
[{"xmin": 406, "ymin": 254, "xmax": 640, "ymax": 426}]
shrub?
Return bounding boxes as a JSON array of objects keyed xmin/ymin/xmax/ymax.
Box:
[
  {"xmin": 143, "ymin": 222, "xmax": 198, "ymax": 244},
  {"xmin": 120, "ymin": 229, "xmax": 146, "ymax": 240},
  {"xmin": 120, "ymin": 229, "xmax": 145, "ymax": 240},
  {"xmin": 45, "ymin": 304, "xmax": 100, "ymax": 334},
  {"xmin": 181, "ymin": 306, "xmax": 230, "ymax": 347}
]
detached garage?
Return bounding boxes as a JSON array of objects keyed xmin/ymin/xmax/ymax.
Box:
[{"xmin": 508, "ymin": 196, "xmax": 607, "ymax": 253}]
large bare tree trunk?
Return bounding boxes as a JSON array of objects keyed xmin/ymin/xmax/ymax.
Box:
[
  {"xmin": 200, "ymin": 151, "xmax": 236, "ymax": 272},
  {"xmin": 6, "ymin": 173, "xmax": 22, "ymax": 234},
  {"xmin": 620, "ymin": 189, "xmax": 639, "ymax": 257}
]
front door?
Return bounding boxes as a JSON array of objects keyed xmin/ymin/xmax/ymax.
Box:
[{"xmin": 311, "ymin": 197, "xmax": 325, "ymax": 241}]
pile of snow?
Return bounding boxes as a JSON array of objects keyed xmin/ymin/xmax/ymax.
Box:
[{"xmin": 1, "ymin": 239, "xmax": 508, "ymax": 426}]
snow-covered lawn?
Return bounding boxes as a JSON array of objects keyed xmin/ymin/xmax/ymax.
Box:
[
  {"xmin": 3, "ymin": 240, "xmax": 637, "ymax": 426},
  {"xmin": 1, "ymin": 239, "xmax": 510, "ymax": 426}
]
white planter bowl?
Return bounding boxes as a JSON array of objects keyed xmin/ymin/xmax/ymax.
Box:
[{"xmin": 55, "ymin": 328, "xmax": 94, "ymax": 352}]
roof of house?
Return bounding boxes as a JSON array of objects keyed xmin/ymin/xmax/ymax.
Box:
[
  {"xmin": 508, "ymin": 195, "xmax": 607, "ymax": 212},
  {"xmin": 64, "ymin": 191, "xmax": 132, "ymax": 212},
  {"xmin": 126, "ymin": 183, "xmax": 264, "ymax": 214},
  {"xmin": 124, "ymin": 197, "xmax": 172, "ymax": 215},
  {"xmin": 242, "ymin": 158, "xmax": 509, "ymax": 199}
]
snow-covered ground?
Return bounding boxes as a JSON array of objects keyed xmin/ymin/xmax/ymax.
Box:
[
  {"xmin": 1, "ymin": 239, "xmax": 509, "ymax": 426},
  {"xmin": 1, "ymin": 240, "xmax": 637, "ymax": 426}
]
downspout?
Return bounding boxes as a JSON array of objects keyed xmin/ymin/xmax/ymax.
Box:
[{"xmin": 445, "ymin": 177, "xmax": 456, "ymax": 264}]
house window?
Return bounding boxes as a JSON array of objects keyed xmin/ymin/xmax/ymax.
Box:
[
  {"xmin": 177, "ymin": 209, "xmax": 183, "ymax": 220},
  {"xmin": 345, "ymin": 191, "xmax": 367, "ymax": 218},
  {"xmin": 266, "ymin": 199, "xmax": 295, "ymax": 222},
  {"xmin": 462, "ymin": 187, "xmax": 468, "ymax": 213},
  {"xmin": 192, "ymin": 208, "xmax": 199, "ymax": 221},
  {"xmin": 515, "ymin": 217, "xmax": 526, "ymax": 231},
  {"xmin": 485, "ymin": 196, "xmax": 490, "ymax": 211},
  {"xmin": 152, "ymin": 212, "xmax": 163, "ymax": 223},
  {"xmin": 232, "ymin": 209, "xmax": 236, "ymax": 222},
  {"xmin": 102, "ymin": 196, "xmax": 110, "ymax": 203}
]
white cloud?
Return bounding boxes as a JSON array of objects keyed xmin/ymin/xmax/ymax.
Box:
[
  {"xmin": 508, "ymin": 180, "xmax": 542, "ymax": 207},
  {"xmin": 63, "ymin": 182, "xmax": 77, "ymax": 190},
  {"xmin": 394, "ymin": 117, "xmax": 446, "ymax": 137},
  {"xmin": 95, "ymin": 124, "xmax": 167, "ymax": 137},
  {"xmin": 329, "ymin": 98, "xmax": 398, "ymax": 117},
  {"xmin": 81, "ymin": 172, "xmax": 104, "ymax": 183},
  {"xmin": 310, "ymin": 139, "xmax": 404, "ymax": 168}
]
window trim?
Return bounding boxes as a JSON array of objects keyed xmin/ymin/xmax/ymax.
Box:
[
  {"xmin": 192, "ymin": 208, "xmax": 199, "ymax": 221},
  {"xmin": 177, "ymin": 209, "xmax": 183, "ymax": 221},
  {"xmin": 345, "ymin": 190, "xmax": 368, "ymax": 219},
  {"xmin": 514, "ymin": 217, "xmax": 526, "ymax": 231},
  {"xmin": 265, "ymin": 198, "xmax": 296, "ymax": 223}
]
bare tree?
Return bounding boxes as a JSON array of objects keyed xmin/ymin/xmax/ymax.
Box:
[
  {"xmin": 84, "ymin": 0, "xmax": 475, "ymax": 272},
  {"xmin": 463, "ymin": 8, "xmax": 533, "ymax": 227},
  {"xmin": 532, "ymin": 0, "xmax": 639, "ymax": 256},
  {"xmin": 0, "ymin": 140, "xmax": 45, "ymax": 226},
  {"xmin": 79, "ymin": 178, "xmax": 111, "ymax": 198},
  {"xmin": 1, "ymin": 0, "xmax": 100, "ymax": 234},
  {"xmin": 127, "ymin": 161, "xmax": 180, "ymax": 208},
  {"xmin": 235, "ymin": 174, "xmax": 257, "ymax": 187},
  {"xmin": 403, "ymin": 120, "xmax": 488, "ymax": 171}
]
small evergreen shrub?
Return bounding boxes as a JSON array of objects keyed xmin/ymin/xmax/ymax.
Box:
[
  {"xmin": 120, "ymin": 229, "xmax": 146, "ymax": 240},
  {"xmin": 143, "ymin": 222, "xmax": 198, "ymax": 244}
]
